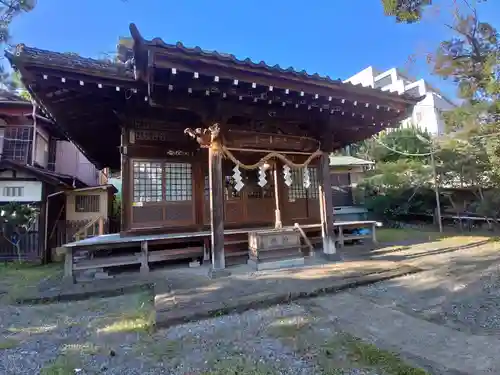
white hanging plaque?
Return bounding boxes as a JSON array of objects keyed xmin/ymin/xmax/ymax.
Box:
[
  {"xmin": 232, "ymin": 165, "xmax": 244, "ymax": 191},
  {"xmin": 283, "ymin": 165, "xmax": 292, "ymax": 187},
  {"xmin": 303, "ymin": 167, "xmax": 311, "ymax": 189},
  {"xmin": 258, "ymin": 164, "xmax": 267, "ymax": 187}
]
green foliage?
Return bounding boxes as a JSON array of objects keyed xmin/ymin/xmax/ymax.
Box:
[
  {"xmin": 376, "ymin": 0, "xmax": 499, "ymax": 222},
  {"xmin": 381, "ymin": 0, "xmax": 432, "ymax": 23},
  {"xmin": 0, "ymin": 1, "xmax": 36, "ymax": 87},
  {"xmin": 112, "ymin": 193, "xmax": 122, "ymax": 218}
]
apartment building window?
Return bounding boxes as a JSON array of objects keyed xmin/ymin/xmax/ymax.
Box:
[
  {"xmin": 3, "ymin": 186, "xmax": 24, "ymax": 197},
  {"xmin": 0, "ymin": 127, "xmax": 4, "ymax": 156},
  {"xmin": 416, "ymin": 111, "xmax": 423, "ymax": 123},
  {"xmin": 75, "ymin": 195, "xmax": 100, "ymax": 212},
  {"xmin": 2, "ymin": 127, "xmax": 33, "ymax": 163}
]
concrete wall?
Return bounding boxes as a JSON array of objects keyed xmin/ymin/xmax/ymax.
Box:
[{"xmin": 0, "ymin": 170, "xmax": 42, "ymax": 202}]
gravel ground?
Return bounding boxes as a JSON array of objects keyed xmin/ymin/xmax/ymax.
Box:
[
  {"xmin": 0, "ymin": 292, "xmax": 423, "ymax": 375},
  {"xmin": 351, "ymin": 261, "xmax": 500, "ymax": 335}
]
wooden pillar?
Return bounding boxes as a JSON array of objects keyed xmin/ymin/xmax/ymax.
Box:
[
  {"xmin": 63, "ymin": 247, "xmax": 75, "ymax": 284},
  {"xmin": 120, "ymin": 126, "xmax": 131, "ymax": 233},
  {"xmin": 185, "ymin": 123, "xmax": 230, "ymax": 278},
  {"xmin": 273, "ymin": 162, "xmax": 283, "ymax": 229},
  {"xmin": 318, "ymin": 152, "xmax": 337, "ymax": 259},
  {"xmin": 140, "ymin": 241, "xmax": 149, "ymax": 274},
  {"xmin": 208, "ymin": 142, "xmax": 229, "ymax": 277}
]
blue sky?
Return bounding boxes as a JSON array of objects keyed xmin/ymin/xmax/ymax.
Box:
[{"xmin": 8, "ymin": 0, "xmax": 500, "ymax": 100}]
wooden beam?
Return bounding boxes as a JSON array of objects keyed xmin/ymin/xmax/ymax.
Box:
[{"xmin": 150, "ymin": 50, "xmax": 413, "ymax": 108}]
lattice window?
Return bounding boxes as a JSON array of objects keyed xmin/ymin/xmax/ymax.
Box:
[
  {"xmin": 75, "ymin": 195, "xmax": 100, "ymax": 212},
  {"xmin": 246, "ymin": 169, "xmax": 275, "ymax": 199},
  {"xmin": 288, "ymin": 168, "xmax": 307, "ymax": 201},
  {"xmin": 164, "ymin": 162, "xmax": 192, "ymax": 201},
  {"xmin": 2, "ymin": 127, "xmax": 33, "ymax": 163},
  {"xmin": 308, "ymin": 167, "xmax": 320, "ymax": 199},
  {"xmin": 288, "ymin": 167, "xmax": 320, "ymax": 200},
  {"xmin": 133, "ymin": 161, "xmax": 163, "ymax": 202},
  {"xmin": 133, "ymin": 160, "xmax": 193, "ymax": 203}
]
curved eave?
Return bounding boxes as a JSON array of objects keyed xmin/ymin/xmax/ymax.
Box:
[{"xmin": 129, "ymin": 23, "xmax": 421, "ymax": 108}]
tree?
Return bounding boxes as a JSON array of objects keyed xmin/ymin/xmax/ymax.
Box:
[
  {"xmin": 0, "ymin": 0, "xmax": 36, "ymax": 86},
  {"xmin": 0, "ymin": 202, "xmax": 38, "ymax": 262},
  {"xmin": 381, "ymin": 0, "xmax": 432, "ymax": 23},
  {"xmin": 381, "ymin": 0, "xmax": 490, "ymax": 23}
]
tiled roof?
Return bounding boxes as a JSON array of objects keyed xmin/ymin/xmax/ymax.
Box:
[
  {"xmin": 130, "ymin": 23, "xmax": 421, "ymax": 104},
  {"xmin": 5, "ymin": 45, "xmax": 135, "ymax": 79}
]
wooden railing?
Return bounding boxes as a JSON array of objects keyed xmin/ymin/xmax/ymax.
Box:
[
  {"xmin": 73, "ymin": 216, "xmax": 106, "ymax": 242},
  {"xmin": 52, "ymin": 218, "xmax": 120, "ymax": 247}
]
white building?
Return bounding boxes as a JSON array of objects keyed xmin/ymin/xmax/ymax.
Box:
[{"xmin": 344, "ymin": 66, "xmax": 456, "ymax": 135}]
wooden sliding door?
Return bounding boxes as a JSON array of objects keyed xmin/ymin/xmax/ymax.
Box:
[
  {"xmin": 283, "ymin": 166, "xmax": 321, "ymax": 224},
  {"xmin": 131, "ymin": 160, "xmax": 195, "ymax": 229},
  {"xmin": 203, "ymin": 163, "xmax": 275, "ymax": 226}
]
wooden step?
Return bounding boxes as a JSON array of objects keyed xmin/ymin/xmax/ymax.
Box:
[
  {"xmin": 148, "ymin": 247, "xmax": 203, "ymax": 263},
  {"xmin": 73, "ymin": 255, "xmax": 140, "ymax": 270}
]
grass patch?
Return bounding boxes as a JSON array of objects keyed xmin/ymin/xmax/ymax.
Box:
[
  {"xmin": 0, "ymin": 262, "xmax": 62, "ymax": 303},
  {"xmin": 267, "ymin": 316, "xmax": 311, "ymax": 338},
  {"xmin": 338, "ymin": 334, "xmax": 428, "ymax": 375},
  {"xmin": 97, "ymin": 292, "xmax": 156, "ymax": 334},
  {"xmin": 0, "ymin": 337, "xmax": 19, "ymax": 350},
  {"xmin": 377, "ymin": 228, "xmax": 447, "ymax": 243},
  {"xmin": 40, "ymin": 352, "xmax": 82, "ymax": 375}
]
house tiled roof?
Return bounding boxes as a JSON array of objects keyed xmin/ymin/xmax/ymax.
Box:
[
  {"xmin": 6, "ymin": 44, "xmax": 135, "ymax": 79},
  {"xmin": 329, "ymin": 155, "xmax": 374, "ymax": 167}
]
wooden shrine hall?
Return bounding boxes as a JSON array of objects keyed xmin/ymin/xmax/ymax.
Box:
[{"xmin": 6, "ymin": 24, "xmax": 420, "ymax": 279}]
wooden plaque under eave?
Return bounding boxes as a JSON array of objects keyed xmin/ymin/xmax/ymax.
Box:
[{"xmin": 248, "ymin": 229, "xmax": 302, "ymax": 263}]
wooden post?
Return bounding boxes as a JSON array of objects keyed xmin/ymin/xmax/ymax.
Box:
[
  {"xmin": 318, "ymin": 152, "xmax": 337, "ymax": 259},
  {"xmin": 120, "ymin": 127, "xmax": 130, "ymax": 232},
  {"xmin": 98, "ymin": 217, "xmax": 104, "ymax": 235},
  {"xmin": 140, "ymin": 241, "xmax": 149, "ymax": 274},
  {"xmin": 273, "ymin": 162, "xmax": 283, "ymax": 229},
  {"xmin": 208, "ymin": 141, "xmax": 230, "ymax": 278},
  {"xmin": 63, "ymin": 247, "xmax": 75, "ymax": 284},
  {"xmin": 184, "ymin": 123, "xmax": 230, "ymax": 278}
]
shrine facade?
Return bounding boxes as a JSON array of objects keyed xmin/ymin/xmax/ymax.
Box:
[{"xmin": 6, "ymin": 24, "xmax": 420, "ymax": 275}]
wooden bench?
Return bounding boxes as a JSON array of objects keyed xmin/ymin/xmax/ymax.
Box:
[{"xmin": 334, "ymin": 220, "xmax": 381, "ymax": 247}]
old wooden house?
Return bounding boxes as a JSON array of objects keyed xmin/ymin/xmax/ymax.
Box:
[{"xmin": 6, "ymin": 24, "xmax": 420, "ymax": 279}]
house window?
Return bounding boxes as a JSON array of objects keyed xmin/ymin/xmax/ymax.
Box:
[
  {"xmin": 3, "ymin": 186, "xmax": 24, "ymax": 197},
  {"xmin": 2, "ymin": 127, "xmax": 33, "ymax": 163},
  {"xmin": 75, "ymin": 195, "xmax": 100, "ymax": 212},
  {"xmin": 132, "ymin": 160, "xmax": 193, "ymax": 203},
  {"xmin": 35, "ymin": 133, "xmax": 49, "ymax": 168}
]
